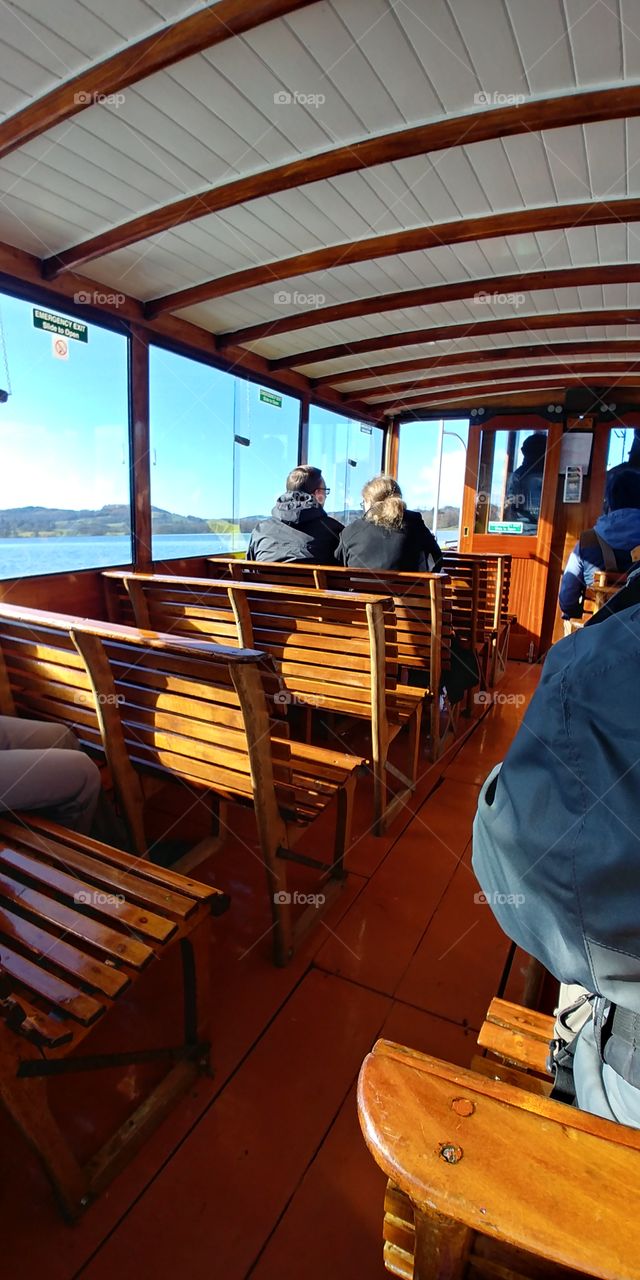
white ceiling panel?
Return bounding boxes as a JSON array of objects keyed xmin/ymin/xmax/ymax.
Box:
[
  {"xmin": 564, "ymin": 0, "xmax": 623, "ymax": 87},
  {"xmin": 0, "ymin": 0, "xmax": 208, "ymax": 117}
]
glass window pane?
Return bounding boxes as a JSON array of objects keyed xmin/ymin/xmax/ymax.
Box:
[
  {"xmin": 0, "ymin": 292, "xmax": 130, "ymax": 580},
  {"xmin": 232, "ymin": 380, "xmax": 301, "ymax": 535},
  {"xmin": 397, "ymin": 418, "xmax": 469, "ymax": 547},
  {"xmin": 307, "ymin": 406, "xmax": 383, "ymax": 522},
  {"xmin": 476, "ymin": 428, "xmax": 547, "ymax": 534},
  {"xmin": 150, "ymin": 348, "xmax": 300, "ymax": 560},
  {"xmin": 607, "ymin": 425, "xmax": 640, "ymax": 469}
]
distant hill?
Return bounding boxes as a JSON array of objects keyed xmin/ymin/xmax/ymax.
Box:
[{"xmin": 0, "ymin": 505, "xmax": 213, "ymax": 537}]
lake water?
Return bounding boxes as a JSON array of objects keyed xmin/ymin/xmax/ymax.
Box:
[
  {"xmin": 0, "ymin": 525, "xmax": 459, "ymax": 581},
  {"xmin": 0, "ymin": 533, "xmax": 246, "ymax": 580}
]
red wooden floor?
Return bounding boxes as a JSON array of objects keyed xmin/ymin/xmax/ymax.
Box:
[{"xmin": 0, "ymin": 663, "xmax": 541, "ymax": 1280}]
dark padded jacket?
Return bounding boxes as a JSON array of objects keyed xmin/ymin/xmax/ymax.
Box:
[
  {"xmin": 334, "ymin": 509, "xmax": 443, "ymax": 572},
  {"xmin": 246, "ymin": 492, "xmax": 343, "ymax": 564},
  {"xmin": 473, "ymin": 610, "xmax": 640, "ymax": 1125}
]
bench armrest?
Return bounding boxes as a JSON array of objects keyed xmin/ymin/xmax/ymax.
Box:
[{"xmin": 358, "ymin": 1038, "xmax": 640, "ymax": 1280}]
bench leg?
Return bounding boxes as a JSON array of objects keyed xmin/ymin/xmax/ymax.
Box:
[
  {"xmin": 332, "ymin": 770, "xmax": 356, "ymax": 878},
  {"xmin": 0, "ymin": 1034, "xmax": 88, "ymax": 1220},
  {"xmin": 414, "ymin": 1207, "xmax": 473, "ymax": 1280}
]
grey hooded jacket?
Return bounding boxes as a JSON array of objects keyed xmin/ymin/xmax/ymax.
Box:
[{"xmin": 473, "ymin": 605, "xmax": 640, "ymax": 1125}]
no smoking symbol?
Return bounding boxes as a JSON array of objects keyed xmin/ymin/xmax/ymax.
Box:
[{"xmin": 52, "ymin": 335, "xmax": 69, "ymax": 360}]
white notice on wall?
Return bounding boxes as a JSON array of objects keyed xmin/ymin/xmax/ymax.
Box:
[{"xmin": 559, "ymin": 431, "xmax": 592, "ymax": 474}]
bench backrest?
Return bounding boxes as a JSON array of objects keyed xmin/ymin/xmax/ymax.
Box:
[
  {"xmin": 103, "ymin": 569, "xmax": 394, "ymax": 725},
  {"xmin": 0, "ymin": 603, "xmax": 285, "ymax": 855},
  {"xmin": 204, "ymin": 557, "xmax": 450, "ymax": 687},
  {"xmin": 441, "ymin": 551, "xmax": 512, "ymax": 643}
]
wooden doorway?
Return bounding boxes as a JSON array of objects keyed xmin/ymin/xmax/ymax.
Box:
[{"xmin": 459, "ymin": 419, "xmax": 562, "ymax": 661}]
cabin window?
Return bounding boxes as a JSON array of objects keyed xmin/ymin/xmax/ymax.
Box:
[
  {"xmin": 607, "ymin": 425, "xmax": 639, "ymax": 469},
  {"xmin": 475, "ymin": 428, "xmax": 548, "ymax": 535},
  {"xmin": 397, "ymin": 419, "xmax": 469, "ymax": 548},
  {"xmin": 307, "ymin": 407, "xmax": 383, "ymax": 523},
  {"xmin": 0, "ymin": 291, "xmax": 130, "ymax": 580},
  {"xmin": 149, "ymin": 347, "xmax": 300, "ymax": 558}
]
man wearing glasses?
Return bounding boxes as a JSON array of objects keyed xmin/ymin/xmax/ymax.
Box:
[{"xmin": 247, "ymin": 465, "xmax": 344, "ymax": 563}]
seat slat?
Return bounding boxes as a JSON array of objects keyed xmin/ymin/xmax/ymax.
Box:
[
  {"xmin": 0, "ymin": 941, "xmax": 105, "ymax": 1025},
  {"xmin": 0, "ymin": 846, "xmax": 175, "ymax": 943},
  {"xmin": 0, "ymin": 904, "xmax": 129, "ymax": 998},
  {"xmin": 0, "ymin": 866, "xmax": 153, "ymax": 968},
  {"xmin": 2, "ymin": 825, "xmax": 196, "ymax": 920}
]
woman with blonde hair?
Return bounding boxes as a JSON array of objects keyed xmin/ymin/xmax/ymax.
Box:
[{"xmin": 335, "ymin": 475, "xmax": 442, "ymax": 571}]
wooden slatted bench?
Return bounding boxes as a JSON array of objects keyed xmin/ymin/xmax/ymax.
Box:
[
  {"xmin": 0, "ymin": 603, "xmax": 363, "ymax": 964},
  {"xmin": 0, "ymin": 814, "xmax": 227, "ymax": 1221},
  {"xmin": 103, "ymin": 569, "xmax": 424, "ymax": 834},
  {"xmin": 205, "ymin": 557, "xmax": 451, "ymax": 756},
  {"xmin": 442, "ymin": 552, "xmax": 513, "ymax": 687},
  {"xmin": 358, "ymin": 999, "xmax": 640, "ymax": 1279}
]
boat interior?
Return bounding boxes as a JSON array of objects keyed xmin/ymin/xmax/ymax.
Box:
[{"xmin": 0, "ymin": 1, "xmax": 639, "ymax": 1277}]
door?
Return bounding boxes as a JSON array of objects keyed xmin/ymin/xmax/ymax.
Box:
[{"xmin": 459, "ymin": 420, "xmax": 561, "ymax": 660}]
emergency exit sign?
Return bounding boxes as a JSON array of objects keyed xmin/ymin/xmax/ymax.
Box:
[
  {"xmin": 33, "ymin": 308, "xmax": 88, "ymax": 342},
  {"xmin": 259, "ymin": 389, "xmax": 282, "ymax": 407},
  {"xmin": 488, "ymin": 520, "xmax": 524, "ymax": 534}
]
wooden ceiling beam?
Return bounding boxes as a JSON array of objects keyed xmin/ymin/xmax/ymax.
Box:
[
  {"xmin": 44, "ymin": 83, "xmax": 640, "ymax": 280},
  {"xmin": 218, "ymin": 262, "xmax": 640, "ymax": 349},
  {"xmin": 1, "ymin": 0, "xmax": 315, "ymax": 163},
  {"xmin": 143, "ymin": 196, "xmax": 640, "ymax": 319},
  {"xmin": 313, "ymin": 340, "xmax": 640, "ymax": 389},
  {"xmin": 387, "ymin": 375, "xmax": 640, "ymax": 414},
  {"xmin": 269, "ymin": 308, "xmax": 640, "ymax": 371},
  {"xmin": 355, "ymin": 360, "xmax": 640, "ymax": 403}
]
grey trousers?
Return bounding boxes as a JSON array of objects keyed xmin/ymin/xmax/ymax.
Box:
[{"xmin": 0, "ymin": 715, "xmax": 102, "ymax": 834}]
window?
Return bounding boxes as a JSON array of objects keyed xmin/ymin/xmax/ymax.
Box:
[
  {"xmin": 307, "ymin": 406, "xmax": 383, "ymax": 522},
  {"xmin": 149, "ymin": 348, "xmax": 300, "ymax": 561},
  {"xmin": 475, "ymin": 428, "xmax": 548, "ymax": 535},
  {"xmin": 0, "ymin": 292, "xmax": 130, "ymax": 579},
  {"xmin": 397, "ymin": 419, "xmax": 469, "ymax": 547},
  {"xmin": 607, "ymin": 425, "xmax": 640, "ymax": 470}
]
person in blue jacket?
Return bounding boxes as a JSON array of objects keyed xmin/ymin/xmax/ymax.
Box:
[
  {"xmin": 473, "ymin": 605, "xmax": 640, "ymax": 1126},
  {"xmin": 558, "ymin": 467, "xmax": 640, "ymax": 619}
]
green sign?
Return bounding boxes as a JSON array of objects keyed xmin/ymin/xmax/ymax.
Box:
[
  {"xmin": 488, "ymin": 520, "xmax": 524, "ymax": 534},
  {"xmin": 259, "ymin": 389, "xmax": 282, "ymax": 408},
  {"xmin": 33, "ymin": 308, "xmax": 88, "ymax": 342}
]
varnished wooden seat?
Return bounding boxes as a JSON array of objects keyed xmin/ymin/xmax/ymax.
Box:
[
  {"xmin": 103, "ymin": 569, "xmax": 425, "ymax": 833},
  {"xmin": 205, "ymin": 556, "xmax": 451, "ymax": 756},
  {"xmin": 0, "ymin": 814, "xmax": 226, "ymax": 1221},
  {"xmin": 358, "ymin": 1002, "xmax": 640, "ymax": 1279},
  {"xmin": 441, "ymin": 552, "xmax": 513, "ymax": 687},
  {"xmin": 0, "ymin": 603, "xmax": 363, "ymax": 963}
]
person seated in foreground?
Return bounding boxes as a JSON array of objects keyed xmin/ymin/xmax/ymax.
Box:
[
  {"xmin": 559, "ymin": 467, "xmax": 640, "ymax": 621},
  {"xmin": 246, "ymin": 465, "xmax": 343, "ymax": 564},
  {"xmin": 0, "ymin": 715, "xmax": 102, "ymax": 833},
  {"xmin": 472, "ymin": 606, "xmax": 640, "ymax": 1127},
  {"xmin": 334, "ymin": 475, "xmax": 443, "ymax": 572}
]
